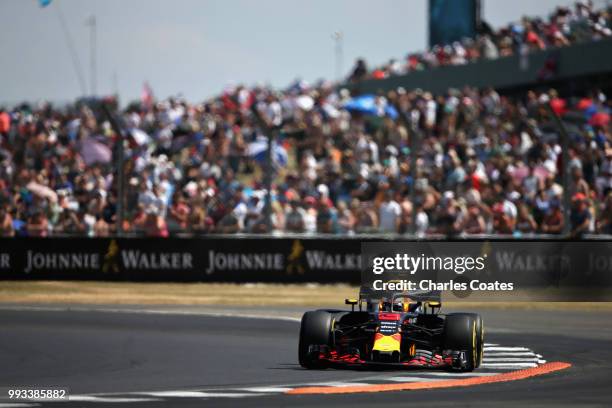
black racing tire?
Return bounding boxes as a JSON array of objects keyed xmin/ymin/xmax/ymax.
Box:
[
  {"xmin": 298, "ymin": 311, "xmax": 333, "ymax": 369},
  {"xmin": 462, "ymin": 313, "xmax": 484, "ymax": 368},
  {"xmin": 471, "ymin": 314, "xmax": 484, "ymax": 368},
  {"xmin": 443, "ymin": 313, "xmax": 478, "ymax": 372}
]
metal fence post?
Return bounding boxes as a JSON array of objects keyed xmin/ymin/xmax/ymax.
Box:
[
  {"xmin": 545, "ymin": 103, "xmax": 571, "ymax": 237},
  {"xmin": 101, "ymin": 103, "xmax": 125, "ymax": 237}
]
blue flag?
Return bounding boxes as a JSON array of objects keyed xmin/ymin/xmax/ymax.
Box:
[{"xmin": 39, "ymin": 0, "xmax": 52, "ymax": 7}]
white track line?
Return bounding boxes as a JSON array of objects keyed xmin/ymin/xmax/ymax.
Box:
[
  {"xmin": 484, "ymin": 358, "xmax": 541, "ymax": 362},
  {"xmin": 481, "ymin": 363, "xmax": 538, "ymax": 368},
  {"xmin": 69, "ymin": 396, "xmax": 160, "ymax": 402},
  {"xmin": 484, "ymin": 347, "xmax": 531, "ymax": 352},
  {"xmin": 386, "ymin": 376, "xmax": 447, "ymax": 382},
  {"xmin": 238, "ymin": 387, "xmax": 293, "ymax": 393},
  {"xmin": 307, "ymin": 382, "xmax": 371, "ymax": 387},
  {"xmin": 146, "ymin": 391, "xmax": 259, "ymax": 398},
  {"xmin": 484, "ymin": 352, "xmax": 541, "ymax": 357},
  {"xmin": 411, "ymin": 372, "xmax": 500, "ymax": 377},
  {"xmin": 0, "ymin": 404, "xmax": 39, "ymax": 408}
]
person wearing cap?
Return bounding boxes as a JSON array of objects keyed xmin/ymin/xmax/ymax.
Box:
[
  {"xmin": 316, "ymin": 199, "xmax": 335, "ymax": 234},
  {"xmin": 492, "ymin": 201, "xmax": 515, "ymax": 234},
  {"xmin": 570, "ymin": 192, "xmax": 592, "ymax": 237}
]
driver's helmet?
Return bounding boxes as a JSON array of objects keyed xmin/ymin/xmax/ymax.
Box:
[{"xmin": 379, "ymin": 298, "xmax": 405, "ymax": 312}]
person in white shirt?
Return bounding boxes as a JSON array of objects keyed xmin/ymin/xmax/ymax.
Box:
[{"xmin": 379, "ymin": 190, "xmax": 401, "ymax": 233}]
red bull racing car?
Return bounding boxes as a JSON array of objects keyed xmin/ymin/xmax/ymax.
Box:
[{"xmin": 298, "ymin": 292, "xmax": 484, "ymax": 371}]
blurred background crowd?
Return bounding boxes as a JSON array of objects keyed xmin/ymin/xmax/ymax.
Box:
[
  {"xmin": 0, "ymin": 1, "xmax": 611, "ymax": 238},
  {"xmin": 349, "ymin": 0, "xmax": 611, "ymax": 81}
]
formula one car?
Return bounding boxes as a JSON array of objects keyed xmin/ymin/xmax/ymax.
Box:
[{"xmin": 298, "ymin": 292, "xmax": 484, "ymax": 371}]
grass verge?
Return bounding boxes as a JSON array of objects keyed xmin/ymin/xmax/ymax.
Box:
[{"xmin": 0, "ymin": 281, "xmax": 611, "ymax": 311}]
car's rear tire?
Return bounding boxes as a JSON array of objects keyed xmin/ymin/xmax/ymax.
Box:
[
  {"xmin": 298, "ymin": 311, "xmax": 333, "ymax": 369},
  {"xmin": 444, "ymin": 313, "xmax": 479, "ymax": 372}
]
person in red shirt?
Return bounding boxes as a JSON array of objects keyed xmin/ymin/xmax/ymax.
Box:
[
  {"xmin": 372, "ymin": 69, "xmax": 386, "ymax": 80},
  {"xmin": 0, "ymin": 109, "xmax": 10, "ymax": 144}
]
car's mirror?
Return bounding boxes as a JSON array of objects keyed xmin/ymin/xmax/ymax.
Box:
[
  {"xmin": 345, "ymin": 298, "xmax": 358, "ymax": 311},
  {"xmin": 426, "ymin": 301, "xmax": 441, "ymax": 313}
]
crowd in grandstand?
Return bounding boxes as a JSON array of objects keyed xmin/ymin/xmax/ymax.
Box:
[
  {"xmin": 0, "ymin": 2, "xmax": 611, "ymax": 238},
  {"xmin": 1, "ymin": 82, "xmax": 610, "ymax": 238},
  {"xmin": 349, "ymin": 1, "xmax": 611, "ymax": 81}
]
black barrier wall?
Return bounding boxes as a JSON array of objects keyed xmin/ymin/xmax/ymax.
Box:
[
  {"xmin": 1, "ymin": 238, "xmax": 611, "ymax": 287},
  {"xmin": 0, "ymin": 237, "xmax": 363, "ymax": 283}
]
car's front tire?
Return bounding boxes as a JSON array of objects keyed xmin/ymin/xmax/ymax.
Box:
[
  {"xmin": 470, "ymin": 314, "xmax": 484, "ymax": 368},
  {"xmin": 298, "ymin": 311, "xmax": 332, "ymax": 369},
  {"xmin": 444, "ymin": 313, "xmax": 481, "ymax": 372}
]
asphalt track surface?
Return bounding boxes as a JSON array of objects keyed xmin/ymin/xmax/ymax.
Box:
[{"xmin": 1, "ymin": 305, "xmax": 611, "ymax": 407}]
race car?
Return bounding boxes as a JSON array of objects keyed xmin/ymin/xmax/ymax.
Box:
[{"xmin": 298, "ymin": 292, "xmax": 484, "ymax": 371}]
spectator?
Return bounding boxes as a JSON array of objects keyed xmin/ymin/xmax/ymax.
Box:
[
  {"xmin": 215, "ymin": 208, "xmax": 240, "ymax": 234},
  {"xmin": 26, "ymin": 209, "xmax": 48, "ymax": 237},
  {"xmin": 316, "ymin": 199, "xmax": 335, "ymax": 233},
  {"xmin": 349, "ymin": 58, "xmax": 368, "ymax": 82},
  {"xmin": 355, "ymin": 202, "xmax": 378, "ymax": 233},
  {"xmin": 0, "ymin": 20, "xmax": 610, "ymax": 239},
  {"xmin": 93, "ymin": 214, "xmax": 110, "ymax": 237},
  {"xmin": 516, "ymin": 203, "xmax": 538, "ymax": 233},
  {"xmin": 336, "ymin": 201, "xmax": 355, "ymax": 234},
  {"xmin": 570, "ymin": 193, "xmax": 592, "ymax": 237},
  {"xmin": 285, "ymin": 200, "xmax": 306, "ymax": 233},
  {"xmin": 462, "ymin": 204, "xmax": 486, "ymax": 234},
  {"xmin": 570, "ymin": 166, "xmax": 590, "ymax": 197},
  {"xmin": 597, "ymin": 192, "xmax": 612, "ymax": 234},
  {"xmin": 55, "ymin": 209, "xmax": 84, "ymax": 235},
  {"xmin": 398, "ymin": 197, "xmax": 413, "ymax": 234},
  {"xmin": 541, "ymin": 200, "xmax": 564, "ymax": 234},
  {"xmin": 0, "ymin": 204, "xmax": 14, "ymax": 237},
  {"xmin": 492, "ymin": 202, "xmax": 515, "ymax": 234},
  {"xmin": 302, "ymin": 196, "xmax": 317, "ymax": 234},
  {"xmin": 436, "ymin": 193, "xmax": 462, "ymax": 236},
  {"xmin": 379, "ymin": 190, "xmax": 401, "ymax": 233},
  {"xmin": 356, "ymin": 2, "xmax": 610, "ymax": 81},
  {"xmin": 142, "ymin": 207, "xmax": 169, "ymax": 237}
]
